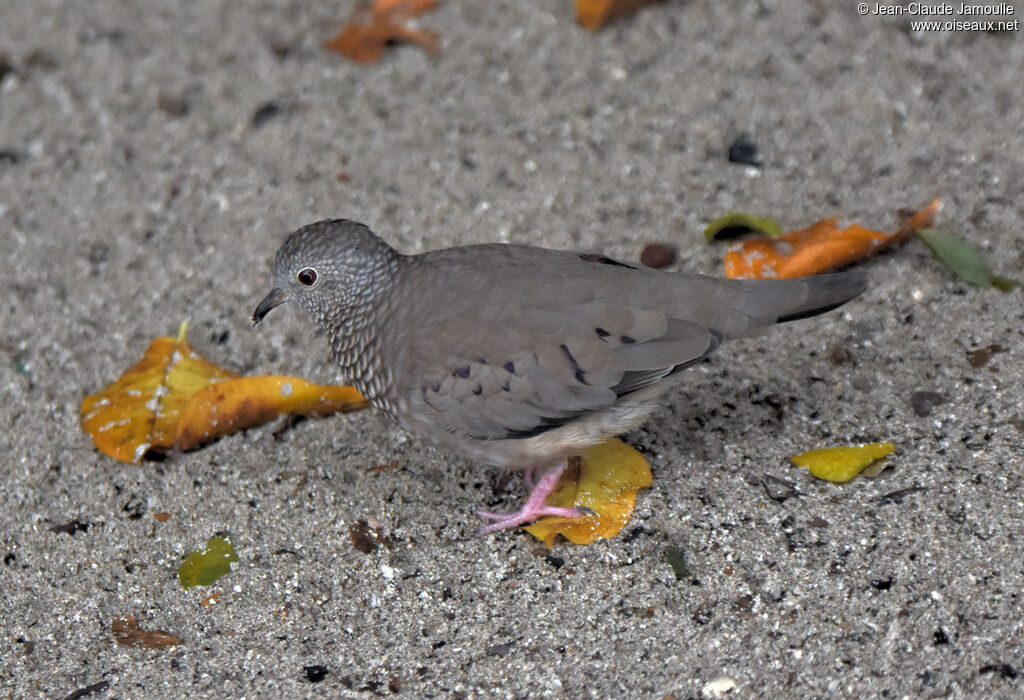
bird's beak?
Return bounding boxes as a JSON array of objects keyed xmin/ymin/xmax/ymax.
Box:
[{"xmin": 252, "ymin": 287, "xmax": 289, "ymax": 326}]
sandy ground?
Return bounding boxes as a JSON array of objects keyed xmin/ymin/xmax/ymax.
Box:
[{"xmin": 2, "ymin": 1, "xmax": 1023, "ymax": 697}]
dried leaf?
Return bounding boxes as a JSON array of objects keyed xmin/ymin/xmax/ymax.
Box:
[
  {"xmin": 178, "ymin": 536, "xmax": 238, "ymax": 589},
  {"xmin": 325, "ymin": 0, "xmax": 439, "ymax": 63},
  {"xmin": 915, "ymin": 228, "xmax": 1019, "ymax": 291},
  {"xmin": 967, "ymin": 343, "xmax": 1007, "ymax": 368},
  {"xmin": 725, "ymin": 218, "xmax": 890, "ymax": 279},
  {"xmin": 80, "ymin": 323, "xmax": 368, "ymax": 463},
  {"xmin": 523, "ymin": 438, "xmax": 652, "ymax": 546},
  {"xmin": 704, "ymin": 212, "xmax": 785, "ymax": 242},
  {"xmin": 790, "ymin": 441, "xmax": 895, "ymax": 483},
  {"xmin": 722, "ymin": 199, "xmax": 941, "ymax": 279},
  {"xmin": 111, "ymin": 615, "xmax": 182, "ymax": 649},
  {"xmin": 349, "ymin": 519, "xmax": 390, "ymax": 554},
  {"xmin": 575, "ymin": 0, "xmax": 659, "ymax": 31}
]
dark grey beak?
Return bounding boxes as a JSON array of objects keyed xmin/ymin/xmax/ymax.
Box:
[{"xmin": 252, "ymin": 287, "xmax": 289, "ymax": 326}]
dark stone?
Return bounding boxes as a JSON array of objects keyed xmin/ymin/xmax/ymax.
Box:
[
  {"xmin": 728, "ymin": 133, "xmax": 762, "ymax": 167},
  {"xmin": 303, "ymin": 665, "xmax": 329, "ymax": 683},
  {"xmin": 910, "ymin": 391, "xmax": 945, "ymax": 417}
]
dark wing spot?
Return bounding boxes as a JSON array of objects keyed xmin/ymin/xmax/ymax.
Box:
[
  {"xmin": 453, "ymin": 365, "xmax": 471, "ymax": 379},
  {"xmin": 595, "ymin": 327, "xmax": 611, "ymax": 340},
  {"xmin": 560, "ymin": 344, "xmax": 588, "ymax": 385},
  {"xmin": 620, "ymin": 335, "xmax": 636, "ymax": 344},
  {"xmin": 504, "ymin": 361, "xmax": 515, "ymax": 373},
  {"xmin": 776, "ymin": 300, "xmax": 848, "ymax": 323},
  {"xmin": 430, "ymin": 383, "xmax": 441, "ymax": 392},
  {"xmin": 579, "ymin": 253, "xmax": 638, "ymax": 269},
  {"xmin": 472, "ymin": 385, "xmax": 483, "ymax": 395},
  {"xmin": 505, "ymin": 416, "xmax": 576, "ymax": 439},
  {"xmin": 501, "ymin": 381, "xmax": 510, "ymax": 391}
]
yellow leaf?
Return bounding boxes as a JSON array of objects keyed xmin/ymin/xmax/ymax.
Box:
[
  {"xmin": 523, "ymin": 438, "xmax": 652, "ymax": 546},
  {"xmin": 790, "ymin": 442, "xmax": 896, "ymax": 483},
  {"xmin": 81, "ymin": 324, "xmax": 368, "ymax": 463},
  {"xmin": 174, "ymin": 377, "xmax": 367, "ymax": 450},
  {"xmin": 80, "ymin": 324, "xmax": 237, "ymax": 463}
]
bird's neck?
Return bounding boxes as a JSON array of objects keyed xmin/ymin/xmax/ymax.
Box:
[{"xmin": 324, "ymin": 255, "xmax": 405, "ymax": 402}]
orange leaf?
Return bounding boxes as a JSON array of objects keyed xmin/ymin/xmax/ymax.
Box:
[
  {"xmin": 575, "ymin": 0, "xmax": 659, "ymax": 30},
  {"xmin": 523, "ymin": 438, "xmax": 652, "ymax": 546},
  {"xmin": 373, "ymin": 0, "xmax": 437, "ymax": 15},
  {"xmin": 722, "ymin": 199, "xmax": 942, "ymax": 279},
  {"xmin": 81, "ymin": 324, "xmax": 368, "ymax": 463},
  {"xmin": 325, "ymin": 0, "xmax": 439, "ymax": 63}
]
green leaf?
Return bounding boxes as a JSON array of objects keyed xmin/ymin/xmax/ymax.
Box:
[
  {"xmin": 177, "ymin": 536, "xmax": 238, "ymax": 588},
  {"xmin": 915, "ymin": 228, "xmax": 1018, "ymax": 290},
  {"xmin": 704, "ymin": 212, "xmax": 785, "ymax": 242},
  {"xmin": 664, "ymin": 545, "xmax": 693, "ymax": 581}
]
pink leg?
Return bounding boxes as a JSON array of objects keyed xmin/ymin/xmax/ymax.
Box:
[{"xmin": 476, "ymin": 461, "xmax": 582, "ymax": 534}]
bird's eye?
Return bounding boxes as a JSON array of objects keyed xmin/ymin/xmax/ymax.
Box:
[{"xmin": 297, "ymin": 268, "xmax": 318, "ymax": 286}]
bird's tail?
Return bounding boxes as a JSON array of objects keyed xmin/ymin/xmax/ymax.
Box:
[{"xmin": 724, "ymin": 270, "xmax": 869, "ymax": 337}]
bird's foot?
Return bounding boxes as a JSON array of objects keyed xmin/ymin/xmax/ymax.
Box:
[{"xmin": 476, "ymin": 462, "xmax": 581, "ymax": 534}]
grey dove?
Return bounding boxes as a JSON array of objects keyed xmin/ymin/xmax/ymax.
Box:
[{"xmin": 253, "ymin": 219, "xmax": 867, "ymax": 533}]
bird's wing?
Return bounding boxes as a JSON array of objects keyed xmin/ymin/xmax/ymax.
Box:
[{"xmin": 382, "ymin": 247, "xmax": 720, "ymax": 441}]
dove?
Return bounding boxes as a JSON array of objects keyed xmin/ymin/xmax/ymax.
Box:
[{"xmin": 253, "ymin": 219, "xmax": 867, "ymax": 533}]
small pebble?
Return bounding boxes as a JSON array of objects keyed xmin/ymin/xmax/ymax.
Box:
[
  {"xmin": 640, "ymin": 243, "xmax": 676, "ymax": 269},
  {"xmin": 909, "ymin": 391, "xmax": 944, "ymax": 417},
  {"xmin": 728, "ymin": 133, "xmax": 762, "ymax": 167},
  {"xmin": 157, "ymin": 92, "xmax": 189, "ymax": 117}
]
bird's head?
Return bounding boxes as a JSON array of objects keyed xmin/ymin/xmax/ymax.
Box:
[{"xmin": 252, "ymin": 219, "xmax": 401, "ymax": 328}]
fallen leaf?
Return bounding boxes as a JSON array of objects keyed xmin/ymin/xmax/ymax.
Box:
[
  {"xmin": 174, "ymin": 375, "xmax": 366, "ymax": 450},
  {"xmin": 704, "ymin": 212, "xmax": 785, "ymax": 242},
  {"xmin": 664, "ymin": 545, "xmax": 693, "ymax": 581},
  {"xmin": 324, "ymin": 0, "xmax": 439, "ymax": 63},
  {"xmin": 790, "ymin": 441, "xmax": 895, "ymax": 483},
  {"xmin": 725, "ymin": 218, "xmax": 890, "ymax": 279},
  {"xmin": 178, "ymin": 536, "xmax": 238, "ymax": 589},
  {"xmin": 349, "ymin": 519, "xmax": 391, "ymax": 554},
  {"xmin": 80, "ymin": 323, "xmax": 367, "ymax": 463},
  {"xmin": 916, "ymin": 228, "xmax": 1020, "ymax": 291},
  {"xmin": 575, "ymin": 0, "xmax": 659, "ymax": 31},
  {"xmin": 967, "ymin": 343, "xmax": 1007, "ymax": 368},
  {"xmin": 522, "ymin": 438, "xmax": 652, "ymax": 546},
  {"xmin": 722, "ymin": 199, "xmax": 941, "ymax": 279},
  {"xmin": 111, "ymin": 615, "xmax": 182, "ymax": 649}
]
